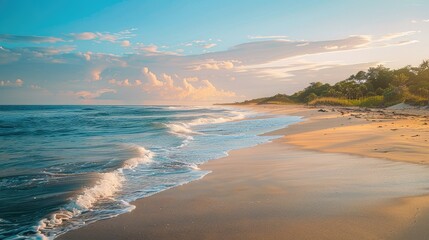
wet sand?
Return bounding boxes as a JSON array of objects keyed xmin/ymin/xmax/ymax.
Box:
[{"xmin": 59, "ymin": 104, "xmax": 429, "ymax": 240}]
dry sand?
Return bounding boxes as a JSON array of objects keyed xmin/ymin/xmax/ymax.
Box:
[{"xmin": 58, "ymin": 104, "xmax": 429, "ymax": 240}]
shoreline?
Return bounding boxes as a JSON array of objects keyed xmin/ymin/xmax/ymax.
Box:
[{"xmin": 58, "ymin": 104, "xmax": 429, "ymax": 240}]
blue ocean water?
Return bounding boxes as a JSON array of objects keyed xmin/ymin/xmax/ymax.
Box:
[{"xmin": 0, "ymin": 105, "xmax": 301, "ymax": 239}]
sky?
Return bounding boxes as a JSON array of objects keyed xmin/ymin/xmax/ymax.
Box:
[{"xmin": 0, "ymin": 0, "xmax": 428, "ymax": 105}]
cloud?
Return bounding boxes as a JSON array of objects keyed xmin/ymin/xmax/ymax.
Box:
[
  {"xmin": 121, "ymin": 40, "xmax": 131, "ymax": 47},
  {"xmin": 182, "ymin": 39, "xmax": 218, "ymax": 49},
  {"xmin": 202, "ymin": 43, "xmax": 217, "ymax": 49},
  {"xmin": 248, "ymin": 35, "xmax": 288, "ymax": 40},
  {"xmin": 0, "ymin": 34, "xmax": 64, "ymax": 43},
  {"xmin": 134, "ymin": 43, "xmax": 179, "ymax": 56},
  {"xmin": 142, "ymin": 67, "xmax": 235, "ymax": 101},
  {"xmin": 412, "ymin": 19, "xmax": 429, "ymax": 23},
  {"xmin": 0, "ymin": 46, "xmax": 76, "ymax": 64},
  {"xmin": 377, "ymin": 31, "xmax": 419, "ymax": 42},
  {"xmin": 204, "ymin": 36, "xmax": 371, "ymax": 65},
  {"xmin": 383, "ymin": 40, "xmax": 419, "ymax": 47},
  {"xmin": 109, "ymin": 78, "xmax": 142, "ymax": 87},
  {"xmin": 69, "ymin": 29, "xmax": 137, "ymax": 45},
  {"xmin": 138, "ymin": 44, "xmax": 158, "ymax": 53},
  {"xmin": 79, "ymin": 52, "xmax": 92, "ymax": 61},
  {"xmin": 0, "ymin": 32, "xmax": 421, "ymax": 104},
  {"xmin": 69, "ymin": 32, "xmax": 97, "ymax": 40},
  {"xmin": 74, "ymin": 88, "xmax": 116, "ymax": 99},
  {"xmin": 24, "ymin": 46, "xmax": 76, "ymax": 55},
  {"xmin": 0, "ymin": 46, "xmax": 20, "ymax": 64},
  {"xmin": 192, "ymin": 60, "xmax": 236, "ymax": 70},
  {"xmin": 296, "ymin": 42, "xmax": 309, "ymax": 47},
  {"xmin": 90, "ymin": 69, "xmax": 102, "ymax": 81},
  {"xmin": 0, "ymin": 79, "xmax": 23, "ymax": 87}
]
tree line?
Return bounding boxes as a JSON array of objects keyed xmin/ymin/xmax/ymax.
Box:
[{"xmin": 237, "ymin": 60, "xmax": 429, "ymax": 107}]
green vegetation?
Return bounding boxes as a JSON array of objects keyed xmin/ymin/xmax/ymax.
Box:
[
  {"xmin": 235, "ymin": 60, "xmax": 429, "ymax": 107},
  {"xmin": 236, "ymin": 94, "xmax": 294, "ymax": 105}
]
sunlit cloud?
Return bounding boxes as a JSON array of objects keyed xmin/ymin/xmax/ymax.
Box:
[
  {"xmin": 377, "ymin": 31, "xmax": 420, "ymax": 42},
  {"xmin": 142, "ymin": 67, "xmax": 236, "ymax": 101},
  {"xmin": 90, "ymin": 69, "xmax": 102, "ymax": 81},
  {"xmin": 69, "ymin": 32, "xmax": 97, "ymax": 40},
  {"xmin": 202, "ymin": 43, "xmax": 217, "ymax": 49},
  {"xmin": 192, "ymin": 60, "xmax": 237, "ymax": 70},
  {"xmin": 74, "ymin": 88, "xmax": 116, "ymax": 99},
  {"xmin": 109, "ymin": 78, "xmax": 142, "ymax": 87},
  {"xmin": 120, "ymin": 40, "xmax": 131, "ymax": 47},
  {"xmin": 68, "ymin": 29, "xmax": 137, "ymax": 45}
]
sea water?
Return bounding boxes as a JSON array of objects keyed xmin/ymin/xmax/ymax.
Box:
[{"xmin": 0, "ymin": 105, "xmax": 301, "ymax": 239}]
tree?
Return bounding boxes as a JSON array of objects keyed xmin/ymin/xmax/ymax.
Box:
[{"xmin": 306, "ymin": 93, "xmax": 318, "ymax": 103}]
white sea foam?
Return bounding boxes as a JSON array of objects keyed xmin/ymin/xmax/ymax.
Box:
[
  {"xmin": 37, "ymin": 145, "xmax": 154, "ymax": 238},
  {"xmin": 164, "ymin": 123, "xmax": 197, "ymax": 148},
  {"xmin": 188, "ymin": 111, "xmax": 246, "ymax": 126},
  {"xmin": 122, "ymin": 145, "xmax": 154, "ymax": 170},
  {"xmin": 38, "ymin": 171, "xmax": 125, "ymax": 235},
  {"xmin": 165, "ymin": 123, "xmax": 197, "ymax": 135},
  {"xmin": 188, "ymin": 163, "xmax": 201, "ymax": 170}
]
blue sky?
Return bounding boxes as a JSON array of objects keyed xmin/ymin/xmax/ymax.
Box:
[{"xmin": 1, "ymin": 0, "xmax": 428, "ymax": 104}]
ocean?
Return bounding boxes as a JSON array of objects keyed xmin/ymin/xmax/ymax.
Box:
[{"xmin": 0, "ymin": 105, "xmax": 301, "ymax": 239}]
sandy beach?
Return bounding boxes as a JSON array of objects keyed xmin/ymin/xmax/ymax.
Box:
[{"xmin": 58, "ymin": 104, "xmax": 429, "ymax": 240}]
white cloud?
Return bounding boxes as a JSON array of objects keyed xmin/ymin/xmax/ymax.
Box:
[
  {"xmin": 182, "ymin": 39, "xmax": 218, "ymax": 49},
  {"xmin": 0, "ymin": 79, "xmax": 24, "ymax": 87},
  {"xmin": 30, "ymin": 84, "xmax": 42, "ymax": 89},
  {"xmin": 248, "ymin": 35, "xmax": 288, "ymax": 40},
  {"xmin": 203, "ymin": 43, "xmax": 217, "ymax": 49},
  {"xmin": 296, "ymin": 42, "xmax": 309, "ymax": 47},
  {"xmin": 382, "ymin": 40, "xmax": 419, "ymax": 47},
  {"xmin": 377, "ymin": 31, "xmax": 419, "ymax": 42},
  {"xmin": 83, "ymin": 52, "xmax": 92, "ymax": 61},
  {"xmin": 410, "ymin": 19, "xmax": 429, "ymax": 23}
]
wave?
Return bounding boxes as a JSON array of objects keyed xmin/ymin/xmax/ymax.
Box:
[
  {"xmin": 188, "ymin": 111, "xmax": 245, "ymax": 126},
  {"xmin": 163, "ymin": 123, "xmax": 197, "ymax": 149},
  {"xmin": 164, "ymin": 110, "xmax": 246, "ymax": 149},
  {"xmin": 164, "ymin": 123, "xmax": 198, "ymax": 136},
  {"xmin": 37, "ymin": 171, "xmax": 125, "ymax": 237},
  {"xmin": 37, "ymin": 145, "xmax": 154, "ymax": 238},
  {"xmin": 122, "ymin": 145, "xmax": 154, "ymax": 170}
]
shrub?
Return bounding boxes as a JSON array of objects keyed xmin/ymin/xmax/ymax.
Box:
[
  {"xmin": 309, "ymin": 97, "xmax": 354, "ymax": 106},
  {"xmin": 356, "ymin": 96, "xmax": 384, "ymax": 107},
  {"xmin": 404, "ymin": 94, "xmax": 429, "ymax": 106}
]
